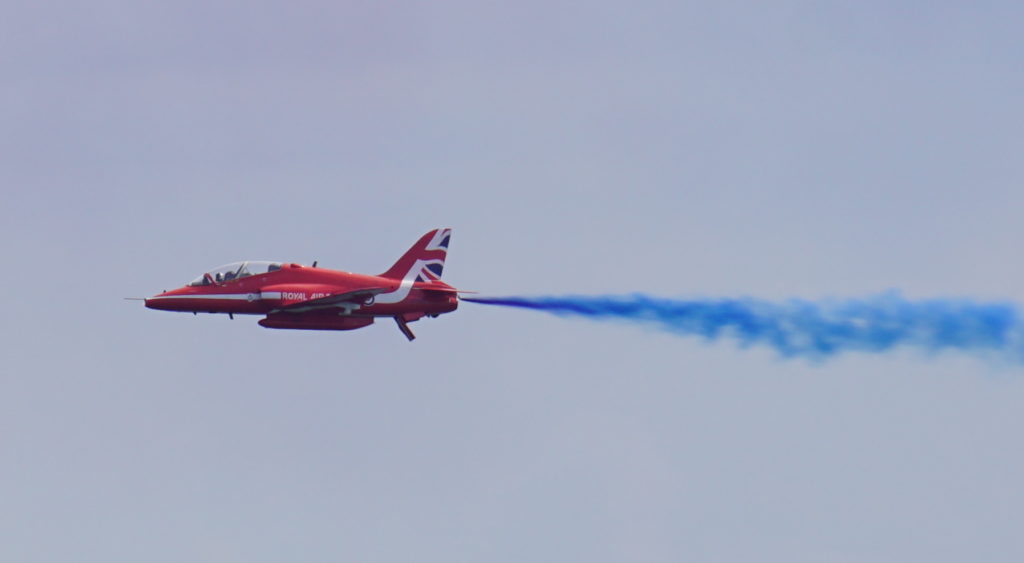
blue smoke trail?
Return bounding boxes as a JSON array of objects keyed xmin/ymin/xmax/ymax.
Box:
[{"xmin": 462, "ymin": 293, "xmax": 1024, "ymax": 361}]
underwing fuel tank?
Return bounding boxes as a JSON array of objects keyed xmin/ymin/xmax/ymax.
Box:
[{"xmin": 258, "ymin": 315, "xmax": 375, "ymax": 331}]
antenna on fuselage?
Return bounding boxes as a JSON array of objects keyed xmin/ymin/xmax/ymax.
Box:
[{"xmin": 312, "ymin": 261, "xmax": 318, "ymax": 267}]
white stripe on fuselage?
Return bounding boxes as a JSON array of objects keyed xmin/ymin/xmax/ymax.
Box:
[
  {"xmin": 374, "ymin": 257, "xmax": 444, "ymax": 304},
  {"xmin": 148, "ymin": 293, "xmax": 255, "ymax": 300},
  {"xmin": 153, "ymin": 281, "xmax": 416, "ymax": 306},
  {"xmin": 150, "ymin": 292, "xmax": 286, "ymax": 301},
  {"xmin": 374, "ymin": 279, "xmax": 414, "ymax": 304}
]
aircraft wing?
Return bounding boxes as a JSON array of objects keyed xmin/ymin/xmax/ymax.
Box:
[{"xmin": 275, "ymin": 287, "xmax": 390, "ymax": 313}]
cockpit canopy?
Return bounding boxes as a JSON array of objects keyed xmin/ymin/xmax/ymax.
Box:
[{"xmin": 187, "ymin": 261, "xmax": 283, "ymax": 286}]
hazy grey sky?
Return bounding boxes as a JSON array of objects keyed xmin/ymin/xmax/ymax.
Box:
[{"xmin": 3, "ymin": 2, "xmax": 1024, "ymax": 561}]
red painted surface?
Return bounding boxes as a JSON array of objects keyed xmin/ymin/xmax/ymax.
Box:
[
  {"xmin": 144, "ymin": 229, "xmax": 458, "ymax": 340},
  {"xmin": 258, "ymin": 314, "xmax": 375, "ymax": 331}
]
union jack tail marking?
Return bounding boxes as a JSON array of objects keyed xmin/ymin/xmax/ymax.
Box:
[{"xmin": 379, "ymin": 228, "xmax": 452, "ymax": 282}]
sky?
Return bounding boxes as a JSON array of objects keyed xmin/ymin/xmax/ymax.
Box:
[{"xmin": 3, "ymin": 1, "xmax": 1024, "ymax": 561}]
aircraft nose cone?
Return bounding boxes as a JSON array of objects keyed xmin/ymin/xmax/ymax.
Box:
[{"xmin": 144, "ymin": 294, "xmax": 170, "ymax": 310}]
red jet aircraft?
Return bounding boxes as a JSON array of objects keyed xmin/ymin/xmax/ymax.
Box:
[{"xmin": 143, "ymin": 228, "xmax": 458, "ymax": 340}]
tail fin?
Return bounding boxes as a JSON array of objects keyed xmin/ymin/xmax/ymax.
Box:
[{"xmin": 379, "ymin": 228, "xmax": 451, "ymax": 281}]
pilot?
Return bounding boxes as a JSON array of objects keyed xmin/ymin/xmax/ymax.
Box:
[
  {"xmin": 215, "ymin": 272, "xmax": 223, "ymax": 283},
  {"xmin": 224, "ymin": 271, "xmax": 236, "ymax": 282}
]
